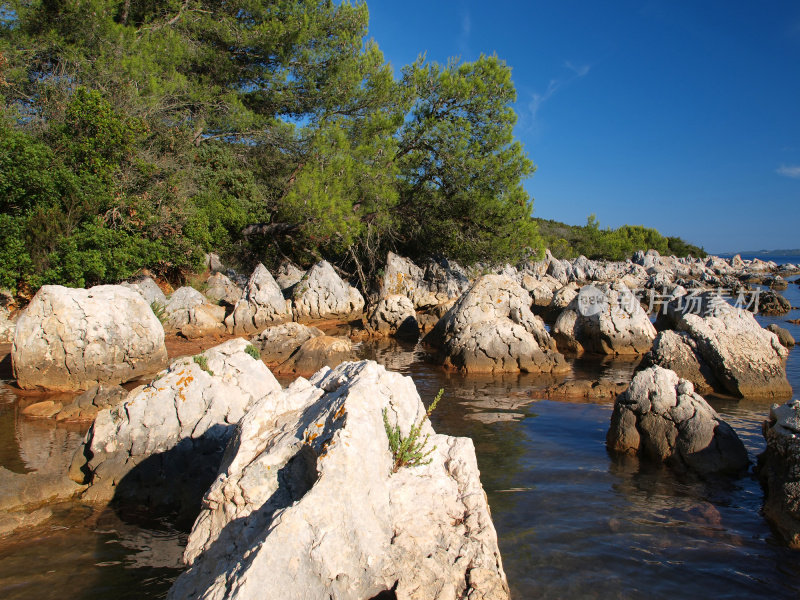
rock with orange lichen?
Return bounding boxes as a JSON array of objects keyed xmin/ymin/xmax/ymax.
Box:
[
  {"xmin": 169, "ymin": 360, "xmax": 509, "ymax": 600},
  {"xmin": 70, "ymin": 338, "xmax": 280, "ymax": 522}
]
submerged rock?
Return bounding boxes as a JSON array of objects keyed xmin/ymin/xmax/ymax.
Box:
[
  {"xmin": 70, "ymin": 339, "xmax": 280, "ymax": 523},
  {"xmin": 23, "ymin": 384, "xmax": 128, "ymax": 423},
  {"xmin": 543, "ymin": 379, "xmax": 629, "ymax": 400},
  {"xmin": 425, "ymin": 275, "xmax": 567, "ymax": 374},
  {"xmin": 607, "ymin": 366, "xmax": 749, "ymax": 474},
  {"xmin": 13, "ymin": 285, "xmax": 168, "ymax": 391},
  {"xmin": 169, "ymin": 360, "xmax": 509, "ymax": 600},
  {"xmin": 292, "ymin": 260, "xmax": 365, "ymax": 321},
  {"xmin": 551, "ymin": 283, "xmax": 656, "ymax": 355},
  {"xmin": 225, "ymin": 264, "xmax": 291, "ymax": 335},
  {"xmin": 272, "ymin": 335, "xmax": 355, "ymax": 376},
  {"xmin": 757, "ymin": 400, "xmax": 800, "ymax": 548}
]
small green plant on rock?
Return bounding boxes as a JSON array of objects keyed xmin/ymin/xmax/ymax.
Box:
[
  {"xmin": 193, "ymin": 354, "xmax": 214, "ymax": 376},
  {"xmin": 150, "ymin": 301, "xmax": 166, "ymax": 323},
  {"xmin": 245, "ymin": 344, "xmax": 261, "ymax": 360},
  {"xmin": 383, "ymin": 388, "xmax": 443, "ymax": 473}
]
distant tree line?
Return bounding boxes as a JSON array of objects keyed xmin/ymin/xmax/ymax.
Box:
[
  {"xmin": 0, "ymin": 1, "xmax": 703, "ymax": 295},
  {"xmin": 538, "ymin": 215, "xmax": 706, "ymax": 261}
]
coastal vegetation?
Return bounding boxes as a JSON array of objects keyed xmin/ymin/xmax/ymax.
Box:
[{"xmin": 0, "ymin": 0, "xmax": 701, "ymax": 296}]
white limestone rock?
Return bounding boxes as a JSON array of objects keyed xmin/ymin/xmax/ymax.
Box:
[
  {"xmin": 12, "ymin": 285, "xmax": 168, "ymax": 391},
  {"xmin": 71, "ymin": 339, "xmax": 280, "ymax": 522},
  {"xmin": 169, "ymin": 360, "xmax": 509, "ymax": 600},
  {"xmin": 225, "ymin": 264, "xmax": 291, "ymax": 335},
  {"xmin": 551, "ymin": 282, "xmax": 656, "ymax": 355},
  {"xmin": 292, "ymin": 260, "xmax": 364, "ymax": 321},
  {"xmin": 425, "ymin": 275, "xmax": 567, "ymax": 374}
]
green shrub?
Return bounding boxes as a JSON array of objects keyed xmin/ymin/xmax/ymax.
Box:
[
  {"xmin": 245, "ymin": 344, "xmax": 261, "ymax": 360},
  {"xmin": 383, "ymin": 388, "xmax": 443, "ymax": 473}
]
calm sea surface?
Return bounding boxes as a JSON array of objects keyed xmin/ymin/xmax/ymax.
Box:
[{"xmin": 1, "ymin": 267, "xmax": 799, "ymax": 599}]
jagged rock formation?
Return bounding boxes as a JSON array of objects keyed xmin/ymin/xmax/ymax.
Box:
[
  {"xmin": 425, "ymin": 275, "xmax": 567, "ymax": 374},
  {"xmin": 168, "ymin": 360, "xmax": 509, "ymax": 600}
]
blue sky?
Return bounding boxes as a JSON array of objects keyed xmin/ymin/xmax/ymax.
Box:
[{"xmin": 365, "ymin": 0, "xmax": 800, "ymax": 253}]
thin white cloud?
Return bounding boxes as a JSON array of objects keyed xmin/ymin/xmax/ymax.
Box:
[
  {"xmin": 528, "ymin": 61, "xmax": 591, "ymax": 126},
  {"xmin": 461, "ymin": 10, "xmax": 471, "ymax": 37},
  {"xmin": 565, "ymin": 61, "xmax": 591, "ymax": 78},
  {"xmin": 777, "ymin": 164, "xmax": 800, "ymax": 179},
  {"xmin": 529, "ymin": 79, "xmax": 562, "ymax": 122},
  {"xmin": 458, "ymin": 7, "xmax": 471, "ymax": 56}
]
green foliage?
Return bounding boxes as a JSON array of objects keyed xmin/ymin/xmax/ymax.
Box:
[
  {"xmin": 193, "ymin": 354, "xmax": 213, "ymax": 376},
  {"xmin": 394, "ymin": 55, "xmax": 543, "ymax": 265},
  {"xmin": 150, "ymin": 300, "xmax": 166, "ymax": 324},
  {"xmin": 0, "ymin": 0, "xmax": 569, "ymax": 295},
  {"xmin": 383, "ymin": 388, "xmax": 443, "ymax": 473},
  {"xmin": 537, "ymin": 215, "xmax": 705, "ymax": 261},
  {"xmin": 245, "ymin": 344, "xmax": 261, "ymax": 360}
]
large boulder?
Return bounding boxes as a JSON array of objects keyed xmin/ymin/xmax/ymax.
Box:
[
  {"xmin": 168, "ymin": 360, "xmax": 509, "ymax": 600},
  {"xmin": 292, "ymin": 260, "xmax": 365, "ymax": 321},
  {"xmin": 425, "ymin": 275, "xmax": 567, "ymax": 374},
  {"xmin": 551, "ymin": 283, "xmax": 656, "ymax": 355},
  {"xmin": 607, "ymin": 366, "xmax": 749, "ymax": 474},
  {"xmin": 756, "ymin": 290, "xmax": 791, "ymax": 316},
  {"xmin": 13, "ymin": 285, "xmax": 168, "ymax": 391},
  {"xmin": 179, "ymin": 303, "xmax": 227, "ymax": 339},
  {"xmin": 675, "ymin": 305, "xmax": 791, "ymax": 400},
  {"xmin": 367, "ymin": 294, "xmax": 419, "ymax": 340},
  {"xmin": 70, "ymin": 339, "xmax": 280, "ymax": 523},
  {"xmin": 274, "ymin": 261, "xmax": 306, "ymax": 292},
  {"xmin": 225, "ymin": 264, "xmax": 291, "ymax": 335},
  {"xmin": 757, "ymin": 400, "xmax": 800, "ymax": 548},
  {"xmin": 250, "ymin": 322, "xmax": 324, "ymax": 364},
  {"xmin": 543, "ymin": 282, "xmax": 579, "ymax": 322},
  {"xmin": 0, "ymin": 306, "xmax": 15, "ymax": 342},
  {"xmin": 767, "ymin": 324, "xmax": 795, "ymax": 349}
]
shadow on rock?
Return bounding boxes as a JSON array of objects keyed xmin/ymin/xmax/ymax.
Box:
[{"xmin": 103, "ymin": 423, "xmax": 235, "ymax": 532}]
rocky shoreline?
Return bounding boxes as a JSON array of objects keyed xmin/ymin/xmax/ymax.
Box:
[{"xmin": 1, "ymin": 248, "xmax": 800, "ymax": 596}]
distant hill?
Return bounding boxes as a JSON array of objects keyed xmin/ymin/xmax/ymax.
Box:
[{"xmin": 534, "ymin": 217, "xmax": 706, "ymax": 261}]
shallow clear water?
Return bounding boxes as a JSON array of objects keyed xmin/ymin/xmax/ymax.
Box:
[{"xmin": 1, "ymin": 277, "xmax": 800, "ymax": 599}]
